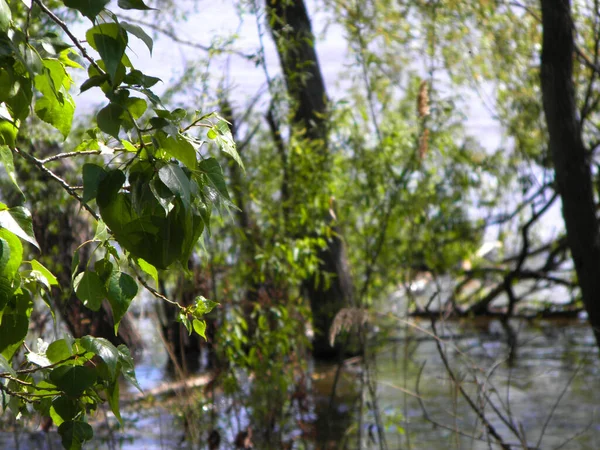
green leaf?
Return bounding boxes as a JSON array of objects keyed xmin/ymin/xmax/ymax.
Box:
[
  {"xmin": 106, "ymin": 271, "xmax": 137, "ymax": 333},
  {"xmin": 117, "ymin": 344, "xmax": 142, "ymax": 392},
  {"xmin": 158, "ymin": 163, "xmax": 191, "ymax": 211},
  {"xmin": 0, "ymin": 354, "xmax": 15, "ymax": 376},
  {"xmin": 0, "ymin": 145, "xmax": 23, "ymax": 197},
  {"xmin": 0, "ymin": 311, "xmax": 29, "ymax": 359},
  {"xmin": 120, "ymin": 22, "xmax": 153, "ymax": 54},
  {"xmin": 82, "ymin": 163, "xmax": 107, "ymax": 203},
  {"xmin": 51, "ymin": 396, "xmax": 78, "ymax": 427},
  {"xmin": 63, "ymin": 0, "xmax": 109, "ymax": 21},
  {"xmin": 94, "ymin": 219, "xmax": 109, "ymax": 242},
  {"xmin": 124, "ymin": 96, "xmax": 147, "ymax": 119},
  {"xmin": 71, "ymin": 249, "xmax": 80, "ymax": 283},
  {"xmin": 199, "ymin": 157, "xmax": 231, "ymax": 201},
  {"xmin": 0, "ymin": 119, "xmax": 18, "ymax": 148},
  {"xmin": 46, "ymin": 339, "xmax": 73, "ymax": 363},
  {"xmin": 0, "ymin": 0, "xmax": 10, "ymax": 33},
  {"xmin": 107, "ymin": 380, "xmax": 122, "ymax": 423},
  {"xmin": 31, "ymin": 260, "xmax": 59, "ymax": 286},
  {"xmin": 74, "ymin": 271, "xmax": 106, "ymax": 311},
  {"xmin": 212, "ymin": 119, "xmax": 244, "ymax": 170},
  {"xmin": 118, "ymin": 0, "xmax": 154, "ymax": 10},
  {"xmin": 80, "ymin": 336, "xmax": 119, "ymax": 380},
  {"xmin": 33, "ymin": 60, "xmax": 75, "ymax": 139},
  {"xmin": 0, "ymin": 229, "xmax": 23, "ymax": 279},
  {"xmin": 193, "ymin": 296, "xmax": 219, "ymax": 316},
  {"xmin": 86, "ymin": 24, "xmax": 127, "ymax": 82},
  {"xmin": 58, "ymin": 420, "xmax": 93, "ymax": 450},
  {"xmin": 79, "ymin": 74, "xmax": 110, "ymax": 93},
  {"xmin": 97, "ymin": 169, "xmax": 125, "ymax": 207},
  {"xmin": 97, "ymin": 102, "xmax": 124, "ymax": 140},
  {"xmin": 155, "ymin": 131, "xmax": 197, "ymax": 169},
  {"xmin": 50, "ymin": 365, "xmax": 97, "ymax": 398},
  {"xmin": 5, "ymin": 74, "xmax": 32, "ymax": 122},
  {"xmin": 0, "ymin": 207, "xmax": 39, "ymax": 250},
  {"xmin": 123, "ymin": 69, "xmax": 160, "ymax": 88},
  {"xmin": 192, "ymin": 319, "xmax": 207, "ymax": 339},
  {"xmin": 137, "ymin": 258, "xmax": 158, "ymax": 286}
]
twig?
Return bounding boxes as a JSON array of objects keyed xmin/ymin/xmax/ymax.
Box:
[
  {"xmin": 14, "ymin": 147, "xmax": 101, "ymax": 222},
  {"xmin": 116, "ymin": 14, "xmax": 254, "ymax": 61},
  {"xmin": 535, "ymin": 361, "xmax": 583, "ymax": 448},
  {"xmin": 134, "ymin": 268, "xmax": 184, "ymax": 309},
  {"xmin": 32, "ymin": 0, "xmax": 103, "ymax": 74},
  {"xmin": 39, "ymin": 150, "xmax": 102, "ymax": 164}
]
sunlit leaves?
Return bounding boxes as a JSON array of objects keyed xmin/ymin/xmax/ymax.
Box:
[
  {"xmin": 194, "ymin": 296, "xmax": 219, "ymax": 315},
  {"xmin": 0, "ymin": 206, "xmax": 40, "ymax": 250},
  {"xmin": 74, "ymin": 271, "xmax": 105, "ymax": 311},
  {"xmin": 0, "ymin": 0, "xmax": 10, "ymax": 33},
  {"xmin": 209, "ymin": 119, "xmax": 243, "ymax": 169},
  {"xmin": 193, "ymin": 319, "xmax": 207, "ymax": 339},
  {"xmin": 47, "ymin": 339, "xmax": 73, "ymax": 363},
  {"xmin": 30, "ymin": 259, "xmax": 59, "ymax": 289},
  {"xmin": 0, "ymin": 228, "xmax": 23, "ymax": 279},
  {"xmin": 136, "ymin": 258, "xmax": 158, "ymax": 286},
  {"xmin": 155, "ymin": 131, "xmax": 197, "ymax": 169},
  {"xmin": 33, "ymin": 59, "xmax": 75, "ymax": 139},
  {"xmin": 86, "ymin": 23, "xmax": 128, "ymax": 82},
  {"xmin": 0, "ymin": 119, "xmax": 17, "ymax": 148}
]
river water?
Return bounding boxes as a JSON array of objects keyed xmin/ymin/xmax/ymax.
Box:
[{"xmin": 3, "ymin": 317, "xmax": 598, "ymax": 449}]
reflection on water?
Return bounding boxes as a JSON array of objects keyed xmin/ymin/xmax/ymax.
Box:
[{"xmin": 1, "ymin": 318, "xmax": 599, "ymax": 449}]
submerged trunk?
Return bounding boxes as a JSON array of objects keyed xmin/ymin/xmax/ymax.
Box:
[
  {"xmin": 266, "ymin": 0, "xmax": 355, "ymax": 357},
  {"xmin": 161, "ymin": 262, "xmax": 214, "ymax": 374},
  {"xmin": 540, "ymin": 0, "xmax": 600, "ymax": 347}
]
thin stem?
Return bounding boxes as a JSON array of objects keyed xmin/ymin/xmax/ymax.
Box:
[
  {"xmin": 14, "ymin": 147, "xmax": 101, "ymax": 222},
  {"xmin": 32, "ymin": 0, "xmax": 104, "ymax": 74}
]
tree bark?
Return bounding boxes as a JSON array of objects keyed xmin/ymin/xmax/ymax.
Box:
[
  {"xmin": 540, "ymin": 0, "xmax": 600, "ymax": 347},
  {"xmin": 266, "ymin": 0, "xmax": 355, "ymax": 357}
]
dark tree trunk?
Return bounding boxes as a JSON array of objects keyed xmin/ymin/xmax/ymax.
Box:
[
  {"xmin": 540, "ymin": 0, "xmax": 600, "ymax": 347},
  {"xmin": 161, "ymin": 263, "xmax": 211, "ymax": 374},
  {"xmin": 266, "ymin": 0, "xmax": 355, "ymax": 357}
]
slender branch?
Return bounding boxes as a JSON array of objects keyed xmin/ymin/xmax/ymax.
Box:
[
  {"xmin": 134, "ymin": 269, "xmax": 184, "ymax": 309},
  {"xmin": 14, "ymin": 147, "xmax": 101, "ymax": 222},
  {"xmin": 430, "ymin": 320, "xmax": 511, "ymax": 449},
  {"xmin": 116, "ymin": 14, "xmax": 254, "ymax": 61},
  {"xmin": 32, "ymin": 0, "xmax": 103, "ymax": 74},
  {"xmin": 39, "ymin": 150, "xmax": 102, "ymax": 164}
]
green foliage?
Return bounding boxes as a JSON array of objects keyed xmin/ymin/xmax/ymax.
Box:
[{"xmin": 0, "ymin": 1, "xmax": 239, "ymax": 447}]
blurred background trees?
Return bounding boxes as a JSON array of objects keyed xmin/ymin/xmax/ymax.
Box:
[{"xmin": 5, "ymin": 0, "xmax": 600, "ymax": 448}]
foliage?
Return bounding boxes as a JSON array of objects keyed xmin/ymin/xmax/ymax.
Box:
[{"xmin": 0, "ymin": 1, "xmax": 239, "ymax": 448}]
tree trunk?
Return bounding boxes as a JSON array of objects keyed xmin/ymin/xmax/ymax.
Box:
[
  {"xmin": 540, "ymin": 0, "xmax": 600, "ymax": 347},
  {"xmin": 266, "ymin": 0, "xmax": 355, "ymax": 357},
  {"xmin": 161, "ymin": 262, "xmax": 213, "ymax": 374}
]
